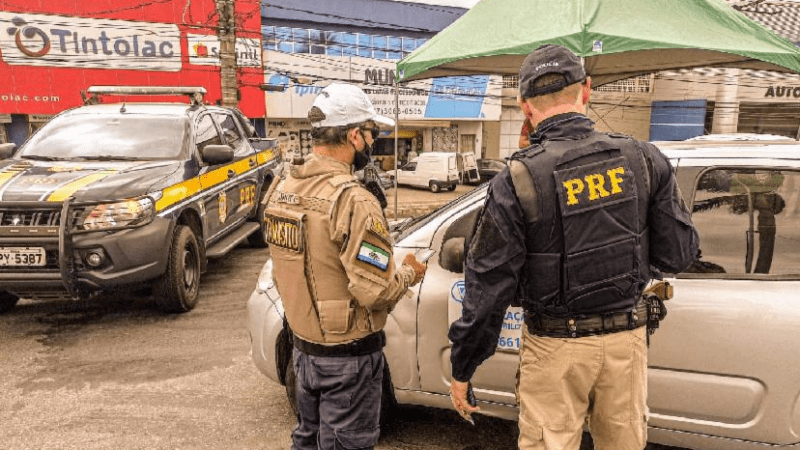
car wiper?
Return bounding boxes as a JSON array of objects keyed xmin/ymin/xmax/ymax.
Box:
[
  {"xmin": 20, "ymin": 155, "xmax": 63, "ymax": 161},
  {"xmin": 74, "ymin": 155, "xmax": 141, "ymax": 161}
]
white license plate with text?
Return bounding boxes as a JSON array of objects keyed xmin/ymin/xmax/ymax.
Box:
[{"xmin": 0, "ymin": 247, "xmax": 46, "ymax": 266}]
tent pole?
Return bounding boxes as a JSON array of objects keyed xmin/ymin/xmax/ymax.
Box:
[{"xmin": 393, "ymin": 76, "xmax": 399, "ymax": 220}]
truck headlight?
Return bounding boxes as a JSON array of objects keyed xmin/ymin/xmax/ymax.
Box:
[{"xmin": 77, "ymin": 197, "xmax": 155, "ymax": 231}]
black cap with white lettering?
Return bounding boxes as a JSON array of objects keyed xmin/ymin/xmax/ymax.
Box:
[{"xmin": 519, "ymin": 44, "xmax": 586, "ymax": 99}]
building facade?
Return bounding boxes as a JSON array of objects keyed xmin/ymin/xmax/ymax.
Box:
[
  {"xmin": 0, "ymin": 0, "xmax": 264, "ymax": 146},
  {"xmin": 259, "ymin": 0, "xmax": 501, "ymax": 169}
]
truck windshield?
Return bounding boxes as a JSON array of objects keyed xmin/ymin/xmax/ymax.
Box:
[{"xmin": 20, "ymin": 113, "xmax": 188, "ymax": 160}]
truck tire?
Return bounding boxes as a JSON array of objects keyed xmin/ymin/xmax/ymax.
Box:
[
  {"xmin": 156, "ymin": 225, "xmax": 201, "ymax": 313},
  {"xmin": 0, "ymin": 291, "xmax": 19, "ymax": 314},
  {"xmin": 429, "ymin": 181, "xmax": 441, "ymax": 193}
]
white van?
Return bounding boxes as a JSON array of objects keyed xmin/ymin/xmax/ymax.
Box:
[
  {"xmin": 458, "ymin": 152, "xmax": 480, "ymax": 184},
  {"xmin": 396, "ymin": 152, "xmax": 460, "ymax": 192}
]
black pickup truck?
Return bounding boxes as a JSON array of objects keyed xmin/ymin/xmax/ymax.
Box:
[{"xmin": 0, "ymin": 86, "xmax": 280, "ymax": 313}]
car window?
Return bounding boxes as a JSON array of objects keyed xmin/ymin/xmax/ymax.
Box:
[
  {"xmin": 211, "ymin": 112, "xmax": 245, "ymax": 153},
  {"xmin": 196, "ymin": 114, "xmax": 222, "ymax": 154},
  {"xmin": 686, "ymin": 167, "xmax": 800, "ymax": 277},
  {"xmin": 402, "ymin": 162, "xmax": 416, "ymax": 171}
]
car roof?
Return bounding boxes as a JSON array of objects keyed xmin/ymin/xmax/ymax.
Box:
[
  {"xmin": 655, "ymin": 140, "xmax": 800, "ymax": 162},
  {"xmin": 64, "ymin": 102, "xmax": 220, "ymax": 117}
]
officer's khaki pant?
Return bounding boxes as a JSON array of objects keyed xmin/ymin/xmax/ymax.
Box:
[{"xmin": 517, "ymin": 324, "xmax": 648, "ymax": 450}]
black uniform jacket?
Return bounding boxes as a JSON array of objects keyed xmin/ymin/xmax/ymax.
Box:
[{"xmin": 448, "ymin": 113, "xmax": 699, "ymax": 382}]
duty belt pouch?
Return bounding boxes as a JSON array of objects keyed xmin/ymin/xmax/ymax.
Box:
[{"xmin": 317, "ymin": 299, "xmax": 355, "ymax": 334}]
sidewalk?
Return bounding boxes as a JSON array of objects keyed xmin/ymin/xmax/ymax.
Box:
[{"xmin": 383, "ymin": 184, "xmax": 477, "ymax": 218}]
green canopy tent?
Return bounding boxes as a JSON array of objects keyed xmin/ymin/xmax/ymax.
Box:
[{"xmin": 396, "ymin": 0, "xmax": 800, "ymax": 84}]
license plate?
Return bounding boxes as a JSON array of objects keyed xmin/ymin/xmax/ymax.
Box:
[{"xmin": 0, "ymin": 247, "xmax": 46, "ymax": 266}]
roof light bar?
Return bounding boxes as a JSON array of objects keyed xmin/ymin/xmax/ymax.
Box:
[{"xmin": 84, "ymin": 86, "xmax": 207, "ymax": 106}]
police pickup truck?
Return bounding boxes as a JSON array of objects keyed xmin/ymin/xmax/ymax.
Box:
[{"xmin": 0, "ymin": 86, "xmax": 280, "ymax": 313}]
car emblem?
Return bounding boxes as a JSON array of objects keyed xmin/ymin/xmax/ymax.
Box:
[{"xmin": 11, "ymin": 215, "xmax": 22, "ymax": 226}]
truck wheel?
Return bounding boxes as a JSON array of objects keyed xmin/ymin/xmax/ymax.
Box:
[
  {"xmin": 156, "ymin": 225, "xmax": 201, "ymax": 313},
  {"xmin": 429, "ymin": 181, "xmax": 441, "ymax": 193},
  {"xmin": 248, "ymin": 193, "xmax": 270, "ymax": 248},
  {"xmin": 0, "ymin": 291, "xmax": 19, "ymax": 314}
]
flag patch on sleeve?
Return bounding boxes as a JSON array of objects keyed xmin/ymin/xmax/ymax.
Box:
[{"xmin": 357, "ymin": 241, "xmax": 390, "ymax": 271}]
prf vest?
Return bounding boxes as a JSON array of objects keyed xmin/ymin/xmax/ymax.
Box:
[
  {"xmin": 512, "ymin": 132, "xmax": 651, "ymax": 317},
  {"xmin": 263, "ymin": 171, "xmax": 381, "ymax": 344}
]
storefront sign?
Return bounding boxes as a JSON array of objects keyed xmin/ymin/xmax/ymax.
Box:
[
  {"xmin": 0, "ymin": 12, "xmax": 181, "ymax": 71},
  {"xmin": 764, "ymin": 85, "xmax": 800, "ymax": 98},
  {"xmin": 263, "ymin": 51, "xmax": 501, "ymax": 121},
  {"xmin": 187, "ymin": 34, "xmax": 262, "ymax": 67}
]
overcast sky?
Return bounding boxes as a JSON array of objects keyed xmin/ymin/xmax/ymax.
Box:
[{"xmin": 394, "ymin": 0, "xmax": 481, "ymax": 8}]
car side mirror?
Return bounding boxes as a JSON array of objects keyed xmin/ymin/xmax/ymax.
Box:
[
  {"xmin": 440, "ymin": 236, "xmax": 466, "ymax": 273},
  {"xmin": 202, "ymin": 144, "xmax": 234, "ymax": 165},
  {"xmin": 0, "ymin": 143, "xmax": 17, "ymax": 159}
]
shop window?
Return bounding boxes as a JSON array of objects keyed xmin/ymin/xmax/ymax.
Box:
[
  {"xmin": 388, "ymin": 37, "xmax": 402, "ymax": 60},
  {"xmin": 373, "ymin": 36, "xmax": 387, "ymax": 59},
  {"xmin": 342, "ymin": 33, "xmax": 357, "ymax": 57},
  {"xmin": 325, "ymin": 32, "xmax": 342, "ymax": 56},
  {"xmin": 688, "ymin": 168, "xmax": 800, "ymax": 276},
  {"xmin": 737, "ymin": 102, "xmax": 800, "ymax": 138},
  {"xmin": 358, "ymin": 34, "xmax": 372, "ymax": 58},
  {"xmin": 276, "ymin": 27, "xmax": 293, "ymax": 53},
  {"xmin": 292, "ymin": 28, "xmax": 309, "ymax": 54},
  {"xmin": 262, "ymin": 26, "xmax": 277, "ymax": 51}
]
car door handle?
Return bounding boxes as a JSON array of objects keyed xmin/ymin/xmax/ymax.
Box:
[{"xmin": 227, "ymin": 169, "xmax": 236, "ymax": 178}]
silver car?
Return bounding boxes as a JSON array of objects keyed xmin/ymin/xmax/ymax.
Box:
[{"xmin": 247, "ymin": 139, "xmax": 800, "ymax": 449}]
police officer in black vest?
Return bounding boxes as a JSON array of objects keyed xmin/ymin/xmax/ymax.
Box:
[{"xmin": 448, "ymin": 45, "xmax": 699, "ymax": 450}]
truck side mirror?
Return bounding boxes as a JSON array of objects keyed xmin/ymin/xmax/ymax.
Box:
[
  {"xmin": 201, "ymin": 144, "xmax": 235, "ymax": 165},
  {"xmin": 440, "ymin": 236, "xmax": 466, "ymax": 273},
  {"xmin": 0, "ymin": 143, "xmax": 17, "ymax": 159}
]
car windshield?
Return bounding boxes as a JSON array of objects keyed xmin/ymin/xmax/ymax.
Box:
[{"xmin": 20, "ymin": 113, "xmax": 188, "ymax": 160}]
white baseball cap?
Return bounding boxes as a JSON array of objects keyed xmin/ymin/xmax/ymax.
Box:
[{"xmin": 308, "ymin": 83, "xmax": 395, "ymax": 128}]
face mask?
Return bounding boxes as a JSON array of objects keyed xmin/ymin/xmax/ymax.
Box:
[
  {"xmin": 352, "ymin": 129, "xmax": 374, "ymax": 171},
  {"xmin": 355, "ymin": 129, "xmax": 387, "ymax": 209}
]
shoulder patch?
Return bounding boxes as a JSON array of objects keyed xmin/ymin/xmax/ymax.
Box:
[
  {"xmin": 357, "ymin": 241, "xmax": 390, "ymax": 271},
  {"xmin": 366, "ymin": 215, "xmax": 390, "ymax": 244}
]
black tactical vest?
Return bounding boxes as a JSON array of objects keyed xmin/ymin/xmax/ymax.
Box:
[{"xmin": 513, "ymin": 132, "xmax": 651, "ymax": 317}]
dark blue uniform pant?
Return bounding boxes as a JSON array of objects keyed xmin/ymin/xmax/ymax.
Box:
[{"xmin": 291, "ymin": 348, "xmax": 383, "ymax": 450}]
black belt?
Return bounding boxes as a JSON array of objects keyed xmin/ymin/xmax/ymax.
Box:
[
  {"xmin": 293, "ymin": 331, "xmax": 385, "ymax": 357},
  {"xmin": 526, "ymin": 302, "xmax": 648, "ymax": 338}
]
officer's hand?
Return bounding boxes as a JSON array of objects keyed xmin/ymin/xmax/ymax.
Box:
[
  {"xmin": 403, "ymin": 253, "xmax": 427, "ymax": 286},
  {"xmin": 450, "ymin": 379, "xmax": 479, "ymax": 424}
]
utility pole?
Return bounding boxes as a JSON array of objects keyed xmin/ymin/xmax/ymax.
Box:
[{"xmin": 217, "ymin": 0, "xmax": 238, "ymax": 107}]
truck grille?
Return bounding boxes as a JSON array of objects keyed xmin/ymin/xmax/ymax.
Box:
[{"xmin": 0, "ymin": 209, "xmax": 62, "ymax": 227}]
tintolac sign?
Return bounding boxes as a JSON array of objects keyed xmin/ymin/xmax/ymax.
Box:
[{"xmin": 0, "ymin": 12, "xmax": 181, "ymax": 71}]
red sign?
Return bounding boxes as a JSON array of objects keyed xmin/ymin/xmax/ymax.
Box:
[{"xmin": 0, "ymin": 0, "xmax": 264, "ymax": 117}]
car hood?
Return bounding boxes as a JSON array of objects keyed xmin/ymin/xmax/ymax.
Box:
[{"xmin": 0, "ymin": 159, "xmax": 181, "ymax": 202}]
